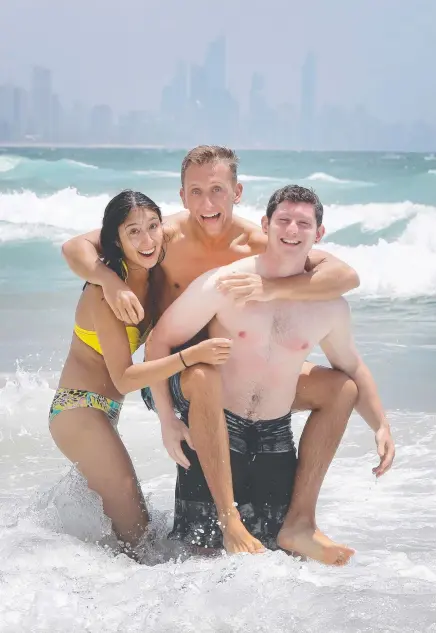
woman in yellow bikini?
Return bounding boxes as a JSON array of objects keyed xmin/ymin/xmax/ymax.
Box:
[{"xmin": 48, "ymin": 190, "xmax": 231, "ymax": 558}]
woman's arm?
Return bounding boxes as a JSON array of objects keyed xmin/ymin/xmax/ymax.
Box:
[{"xmin": 89, "ymin": 286, "xmax": 230, "ymax": 395}]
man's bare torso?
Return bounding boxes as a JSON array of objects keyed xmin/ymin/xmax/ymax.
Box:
[
  {"xmin": 159, "ymin": 211, "xmax": 265, "ymax": 308},
  {"xmin": 207, "ymin": 258, "xmax": 342, "ymax": 420}
]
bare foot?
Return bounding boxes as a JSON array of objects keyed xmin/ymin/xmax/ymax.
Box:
[
  {"xmin": 277, "ymin": 520, "xmax": 355, "ymax": 566},
  {"xmin": 220, "ymin": 516, "xmax": 266, "ymax": 554}
]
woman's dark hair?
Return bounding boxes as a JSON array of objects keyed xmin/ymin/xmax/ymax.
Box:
[{"xmin": 98, "ymin": 189, "xmax": 167, "ymax": 327}]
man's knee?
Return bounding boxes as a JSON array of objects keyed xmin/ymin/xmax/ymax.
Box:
[
  {"xmin": 331, "ymin": 371, "xmax": 358, "ymax": 407},
  {"xmin": 181, "ymin": 363, "xmax": 221, "ymax": 400},
  {"xmin": 294, "ymin": 365, "xmax": 358, "ymax": 411}
]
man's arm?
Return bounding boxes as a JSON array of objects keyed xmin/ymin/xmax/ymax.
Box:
[
  {"xmin": 216, "ymin": 244, "xmax": 360, "ymax": 303},
  {"xmin": 146, "ymin": 270, "xmax": 229, "ymax": 465},
  {"xmin": 302, "ymin": 248, "xmax": 360, "ymax": 298},
  {"xmin": 62, "ymin": 230, "xmax": 144, "ymax": 324},
  {"xmin": 319, "ymin": 299, "xmax": 395, "ymax": 476},
  {"xmin": 62, "ymin": 229, "xmax": 105, "ymax": 283}
]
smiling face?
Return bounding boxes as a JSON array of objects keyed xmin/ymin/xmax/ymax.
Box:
[
  {"xmin": 118, "ymin": 206, "xmax": 164, "ymax": 270},
  {"xmin": 261, "ymin": 200, "xmax": 325, "ymax": 259},
  {"xmin": 180, "ymin": 161, "xmax": 243, "ymax": 237}
]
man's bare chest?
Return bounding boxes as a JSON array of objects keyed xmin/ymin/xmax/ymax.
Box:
[
  {"xmin": 217, "ymin": 301, "xmax": 332, "ymax": 353},
  {"xmin": 162, "ymin": 241, "xmax": 252, "ymax": 301}
]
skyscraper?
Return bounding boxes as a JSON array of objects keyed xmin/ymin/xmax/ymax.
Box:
[
  {"xmin": 196, "ymin": 36, "xmax": 239, "ymax": 143},
  {"xmin": 0, "ymin": 84, "xmax": 14, "ymax": 140},
  {"xmin": 204, "ymin": 35, "xmax": 226, "ymax": 93},
  {"xmin": 13, "ymin": 87, "xmax": 28, "ymax": 140},
  {"xmin": 300, "ymin": 52, "xmax": 317, "ymax": 149},
  {"xmin": 161, "ymin": 62, "xmax": 188, "ymax": 118},
  {"xmin": 31, "ymin": 66, "xmax": 52, "ymax": 141}
]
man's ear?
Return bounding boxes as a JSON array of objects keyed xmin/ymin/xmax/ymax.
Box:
[
  {"xmin": 234, "ymin": 182, "xmax": 243, "ymax": 205},
  {"xmin": 261, "ymin": 215, "xmax": 269, "ymax": 234},
  {"xmin": 180, "ymin": 187, "xmax": 186, "ymax": 208},
  {"xmin": 315, "ymin": 224, "xmax": 325, "ymax": 243}
]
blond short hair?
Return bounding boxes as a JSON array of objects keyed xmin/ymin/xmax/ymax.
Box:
[{"xmin": 181, "ymin": 145, "xmax": 239, "ymax": 185}]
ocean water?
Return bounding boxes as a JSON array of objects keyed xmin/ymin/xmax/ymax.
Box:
[{"xmin": 0, "ymin": 148, "xmax": 435, "ymax": 632}]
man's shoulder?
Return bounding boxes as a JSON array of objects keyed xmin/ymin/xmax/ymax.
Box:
[
  {"xmin": 187, "ymin": 266, "xmax": 222, "ymax": 292},
  {"xmin": 319, "ymin": 296, "xmax": 351, "ymax": 323},
  {"xmin": 189, "ymin": 257, "xmax": 257, "ymax": 290},
  {"xmin": 220, "ymin": 255, "xmax": 257, "ymax": 274},
  {"xmin": 162, "ymin": 210, "xmax": 189, "ymax": 239},
  {"xmin": 298, "ymin": 295, "xmax": 350, "ymax": 320},
  {"xmin": 331, "ymin": 296, "xmax": 350, "ymax": 310},
  {"xmin": 315, "ymin": 295, "xmax": 350, "ymax": 310},
  {"xmin": 232, "ymin": 214, "xmax": 267, "ymax": 254}
]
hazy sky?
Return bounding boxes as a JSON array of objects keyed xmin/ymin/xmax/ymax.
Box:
[{"xmin": 1, "ymin": 0, "xmax": 435, "ymax": 123}]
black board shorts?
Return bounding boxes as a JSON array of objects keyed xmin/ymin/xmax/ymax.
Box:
[{"xmin": 142, "ymin": 373, "xmax": 298, "ymax": 550}]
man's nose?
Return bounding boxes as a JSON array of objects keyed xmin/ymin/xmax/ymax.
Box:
[
  {"xmin": 202, "ymin": 195, "xmax": 214, "ymax": 211},
  {"xmin": 286, "ymin": 220, "xmax": 298, "ymax": 235}
]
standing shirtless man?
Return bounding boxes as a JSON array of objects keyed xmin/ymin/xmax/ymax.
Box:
[
  {"xmin": 62, "ymin": 146, "xmax": 369, "ymax": 560},
  {"xmin": 147, "ymin": 184, "xmax": 395, "ymax": 565}
]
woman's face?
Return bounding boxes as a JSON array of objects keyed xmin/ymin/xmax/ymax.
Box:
[{"xmin": 118, "ymin": 206, "xmax": 164, "ymax": 270}]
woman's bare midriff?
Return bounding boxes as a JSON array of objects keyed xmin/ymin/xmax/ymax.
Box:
[{"xmin": 58, "ymin": 336, "xmax": 124, "ymax": 402}]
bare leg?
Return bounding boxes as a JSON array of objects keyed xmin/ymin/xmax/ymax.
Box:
[
  {"xmin": 277, "ymin": 363, "xmax": 357, "ymax": 566},
  {"xmin": 181, "ymin": 364, "xmax": 265, "ymax": 554},
  {"xmin": 50, "ymin": 407, "xmax": 149, "ymax": 557}
]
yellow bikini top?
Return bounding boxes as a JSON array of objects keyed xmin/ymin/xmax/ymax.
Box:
[
  {"xmin": 73, "ymin": 323, "xmax": 145, "ymax": 356},
  {"xmin": 74, "ymin": 262, "xmax": 151, "ymax": 356}
]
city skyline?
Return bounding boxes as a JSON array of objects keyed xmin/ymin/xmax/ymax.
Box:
[
  {"xmin": 2, "ymin": 0, "xmax": 436, "ymax": 125},
  {"xmin": 1, "ymin": 35, "xmax": 435, "ymax": 151}
]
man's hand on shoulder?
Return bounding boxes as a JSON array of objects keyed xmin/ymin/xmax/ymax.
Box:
[
  {"xmin": 215, "ymin": 272, "xmax": 274, "ymax": 305},
  {"xmin": 102, "ymin": 276, "xmax": 144, "ymax": 325},
  {"xmin": 214, "ymin": 227, "xmax": 269, "ymax": 305}
]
